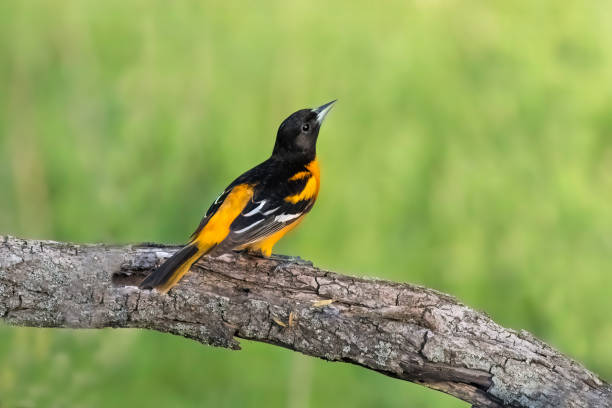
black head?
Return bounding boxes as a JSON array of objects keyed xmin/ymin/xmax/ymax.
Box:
[{"xmin": 272, "ymin": 100, "xmax": 336, "ymax": 161}]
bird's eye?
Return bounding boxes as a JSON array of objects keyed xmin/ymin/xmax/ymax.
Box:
[{"xmin": 302, "ymin": 123, "xmax": 310, "ymax": 132}]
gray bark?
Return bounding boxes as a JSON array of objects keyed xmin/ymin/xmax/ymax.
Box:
[{"xmin": 0, "ymin": 235, "xmax": 610, "ymax": 407}]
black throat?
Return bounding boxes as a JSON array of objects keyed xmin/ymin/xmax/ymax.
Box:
[{"xmin": 271, "ymin": 146, "xmax": 316, "ymax": 164}]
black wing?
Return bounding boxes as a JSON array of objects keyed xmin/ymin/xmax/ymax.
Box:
[
  {"xmin": 225, "ymin": 191, "xmax": 314, "ymax": 247},
  {"xmin": 189, "ymin": 157, "xmax": 315, "ymax": 246}
]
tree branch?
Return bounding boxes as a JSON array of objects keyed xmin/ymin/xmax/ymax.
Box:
[{"xmin": 0, "ymin": 236, "xmax": 610, "ymax": 407}]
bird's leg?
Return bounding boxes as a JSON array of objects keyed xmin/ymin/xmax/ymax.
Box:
[{"xmin": 235, "ymin": 249, "xmax": 313, "ymax": 266}]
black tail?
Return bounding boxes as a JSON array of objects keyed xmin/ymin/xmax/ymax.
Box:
[{"xmin": 139, "ymin": 244, "xmax": 201, "ymax": 293}]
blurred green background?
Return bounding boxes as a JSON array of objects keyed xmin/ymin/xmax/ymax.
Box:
[{"xmin": 1, "ymin": 0, "xmax": 611, "ymax": 406}]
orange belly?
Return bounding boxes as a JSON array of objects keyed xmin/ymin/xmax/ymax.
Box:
[{"xmin": 245, "ymin": 215, "xmax": 305, "ymax": 257}]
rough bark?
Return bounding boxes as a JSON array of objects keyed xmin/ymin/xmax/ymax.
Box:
[{"xmin": 0, "ymin": 236, "xmax": 610, "ymax": 407}]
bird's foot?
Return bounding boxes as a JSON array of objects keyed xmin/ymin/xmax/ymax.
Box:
[
  {"xmin": 235, "ymin": 250, "xmax": 313, "ymax": 266},
  {"xmin": 268, "ymin": 254, "xmax": 313, "ymax": 266}
]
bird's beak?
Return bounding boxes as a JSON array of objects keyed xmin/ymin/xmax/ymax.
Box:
[{"xmin": 313, "ymin": 100, "xmax": 337, "ymax": 124}]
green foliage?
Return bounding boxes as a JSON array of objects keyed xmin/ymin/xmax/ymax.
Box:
[{"xmin": 1, "ymin": 0, "xmax": 611, "ymax": 406}]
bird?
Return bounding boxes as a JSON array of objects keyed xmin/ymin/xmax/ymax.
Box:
[{"xmin": 139, "ymin": 100, "xmax": 336, "ymax": 293}]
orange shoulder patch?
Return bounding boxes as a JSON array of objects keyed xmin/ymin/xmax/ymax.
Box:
[{"xmin": 193, "ymin": 184, "xmax": 254, "ymax": 247}]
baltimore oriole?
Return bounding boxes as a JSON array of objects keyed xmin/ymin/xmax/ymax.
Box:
[{"xmin": 139, "ymin": 101, "xmax": 336, "ymax": 293}]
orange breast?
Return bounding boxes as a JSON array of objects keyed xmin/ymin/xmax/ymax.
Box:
[
  {"xmin": 284, "ymin": 159, "xmax": 320, "ymax": 204},
  {"xmin": 306, "ymin": 158, "xmax": 320, "ymax": 197}
]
